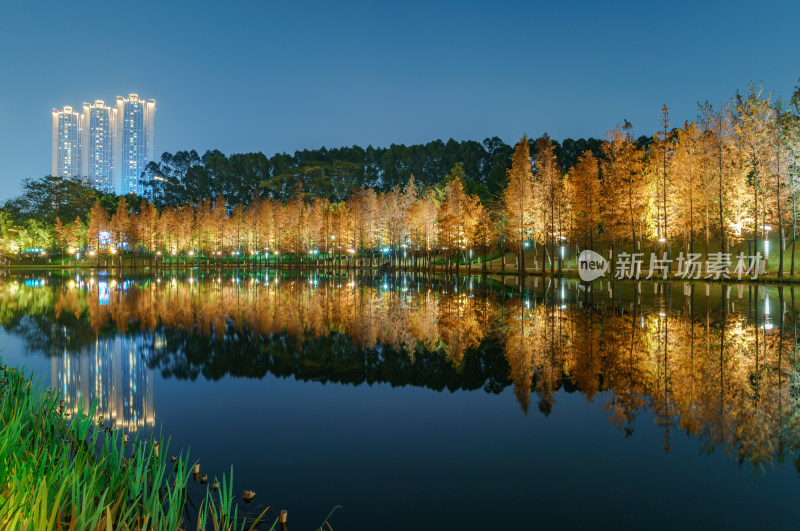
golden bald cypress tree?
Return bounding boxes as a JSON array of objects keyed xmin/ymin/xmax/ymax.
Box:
[
  {"xmin": 601, "ymin": 123, "xmax": 645, "ymax": 259},
  {"xmin": 503, "ymin": 136, "xmax": 535, "ymax": 273},
  {"xmin": 670, "ymin": 121, "xmax": 706, "ymax": 254},
  {"xmin": 533, "ymin": 136, "xmax": 564, "ymax": 273},
  {"xmin": 566, "ymin": 150, "xmax": 601, "ymax": 251}
]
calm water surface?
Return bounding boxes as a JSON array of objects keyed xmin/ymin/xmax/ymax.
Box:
[{"xmin": 1, "ymin": 270, "xmax": 799, "ymax": 529}]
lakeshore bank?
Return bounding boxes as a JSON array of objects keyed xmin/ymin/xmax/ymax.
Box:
[{"xmin": 0, "ymin": 361, "xmax": 275, "ymax": 530}]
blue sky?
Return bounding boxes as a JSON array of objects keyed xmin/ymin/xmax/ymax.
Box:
[{"xmin": 0, "ymin": 0, "xmax": 798, "ymax": 200}]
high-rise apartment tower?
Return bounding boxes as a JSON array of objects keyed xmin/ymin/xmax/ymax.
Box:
[{"xmin": 51, "ymin": 106, "xmax": 82, "ymax": 178}]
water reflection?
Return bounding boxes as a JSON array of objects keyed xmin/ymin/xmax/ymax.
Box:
[
  {"xmin": 1, "ymin": 271, "xmax": 800, "ymax": 474},
  {"xmin": 52, "ymin": 336, "xmax": 154, "ymax": 431}
]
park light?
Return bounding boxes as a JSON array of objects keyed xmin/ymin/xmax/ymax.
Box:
[
  {"xmin": 171, "ymin": 251, "xmax": 177, "ymax": 256},
  {"xmin": 189, "ymin": 251, "xmax": 195, "ymax": 256},
  {"xmin": 761, "ymin": 225, "xmax": 772, "ymax": 255},
  {"xmin": 68, "ymin": 248, "xmax": 76, "ymax": 254},
  {"xmin": 156, "ymin": 251, "xmax": 162, "ymax": 256}
]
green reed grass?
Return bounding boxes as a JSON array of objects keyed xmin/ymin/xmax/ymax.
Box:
[{"xmin": 0, "ymin": 362, "xmax": 270, "ymax": 530}]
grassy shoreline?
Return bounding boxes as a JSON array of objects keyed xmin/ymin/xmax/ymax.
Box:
[{"xmin": 0, "ymin": 361, "xmax": 272, "ymax": 530}]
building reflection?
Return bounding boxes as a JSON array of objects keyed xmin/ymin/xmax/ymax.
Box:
[{"xmin": 51, "ymin": 335, "xmax": 155, "ymax": 432}]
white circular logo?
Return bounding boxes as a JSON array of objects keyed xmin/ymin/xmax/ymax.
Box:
[{"xmin": 578, "ymin": 250, "xmax": 608, "ymax": 282}]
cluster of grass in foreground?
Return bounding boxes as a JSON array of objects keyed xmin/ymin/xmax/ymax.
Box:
[{"xmin": 0, "ymin": 361, "xmax": 279, "ymax": 530}]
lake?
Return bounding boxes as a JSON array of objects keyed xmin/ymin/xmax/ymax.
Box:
[{"xmin": 1, "ymin": 269, "xmax": 798, "ymax": 529}]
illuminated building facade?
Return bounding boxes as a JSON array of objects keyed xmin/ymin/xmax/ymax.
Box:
[
  {"xmin": 81, "ymin": 100, "xmax": 115, "ymax": 193},
  {"xmin": 114, "ymin": 94, "xmax": 156, "ymax": 196},
  {"xmin": 51, "ymin": 106, "xmax": 82, "ymax": 178},
  {"xmin": 52, "ymin": 335, "xmax": 155, "ymax": 432},
  {"xmin": 51, "ymin": 94, "xmax": 155, "ymax": 195}
]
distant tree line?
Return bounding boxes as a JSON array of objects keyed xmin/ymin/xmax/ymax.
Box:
[{"xmin": 141, "ymin": 136, "xmax": 606, "ymax": 207}]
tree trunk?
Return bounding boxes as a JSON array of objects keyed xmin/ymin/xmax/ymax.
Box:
[
  {"xmin": 541, "ymin": 242, "xmax": 546, "ymax": 275},
  {"xmin": 777, "ymin": 147, "xmax": 784, "ymax": 278}
]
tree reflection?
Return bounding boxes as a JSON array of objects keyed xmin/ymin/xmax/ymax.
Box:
[{"xmin": 2, "ymin": 272, "xmax": 800, "ymax": 473}]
